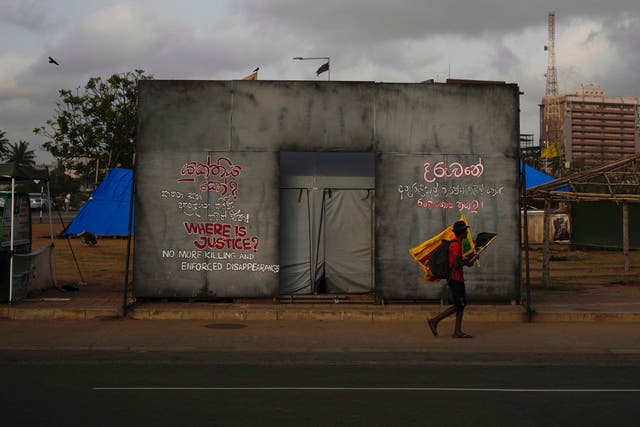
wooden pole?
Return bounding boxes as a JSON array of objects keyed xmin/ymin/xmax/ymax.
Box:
[
  {"xmin": 521, "ymin": 158, "xmax": 533, "ymax": 321},
  {"xmin": 542, "ymin": 198, "xmax": 551, "ymax": 287},
  {"xmin": 123, "ymin": 153, "xmax": 136, "ymax": 317},
  {"xmin": 623, "ymin": 201, "xmax": 630, "ymax": 272}
]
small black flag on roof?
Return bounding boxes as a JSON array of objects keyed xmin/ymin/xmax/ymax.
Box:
[{"xmin": 316, "ymin": 61, "xmax": 329, "ymax": 76}]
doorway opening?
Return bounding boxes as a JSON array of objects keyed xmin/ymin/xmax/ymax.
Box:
[{"xmin": 279, "ymin": 152, "xmax": 375, "ymax": 295}]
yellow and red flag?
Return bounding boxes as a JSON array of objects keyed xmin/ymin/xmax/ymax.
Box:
[
  {"xmin": 541, "ymin": 143, "xmax": 560, "ymax": 159},
  {"xmin": 242, "ymin": 67, "xmax": 259, "ymax": 80},
  {"xmin": 408, "ymin": 215, "xmax": 475, "ymax": 283},
  {"xmin": 242, "ymin": 71, "xmax": 258, "ymax": 80}
]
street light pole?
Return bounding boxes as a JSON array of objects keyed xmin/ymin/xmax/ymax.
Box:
[{"xmin": 292, "ymin": 56, "xmax": 330, "ymax": 81}]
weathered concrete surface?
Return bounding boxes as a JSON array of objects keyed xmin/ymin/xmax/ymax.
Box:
[{"xmin": 135, "ymin": 80, "xmax": 520, "ymax": 300}]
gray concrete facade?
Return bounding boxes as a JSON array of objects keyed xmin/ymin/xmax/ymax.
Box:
[{"xmin": 134, "ymin": 80, "xmax": 520, "ymax": 301}]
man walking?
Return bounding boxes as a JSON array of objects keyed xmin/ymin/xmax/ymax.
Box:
[{"xmin": 427, "ymin": 220, "xmax": 476, "ymax": 338}]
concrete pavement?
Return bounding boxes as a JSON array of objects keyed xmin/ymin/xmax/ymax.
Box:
[
  {"xmin": 2, "ymin": 284, "xmax": 640, "ymax": 360},
  {"xmin": 1, "ymin": 281, "xmax": 640, "ymax": 323},
  {"xmin": 1, "ymin": 320, "xmax": 639, "ymax": 360}
]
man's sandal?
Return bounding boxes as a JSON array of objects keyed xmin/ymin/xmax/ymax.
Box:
[
  {"xmin": 427, "ymin": 319, "xmax": 438, "ymax": 337},
  {"xmin": 452, "ymin": 332, "xmax": 473, "ymax": 338}
]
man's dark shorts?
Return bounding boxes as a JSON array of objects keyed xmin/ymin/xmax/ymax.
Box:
[{"xmin": 448, "ymin": 279, "xmax": 466, "ymax": 308}]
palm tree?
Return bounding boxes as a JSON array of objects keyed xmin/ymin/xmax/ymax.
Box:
[
  {"xmin": 6, "ymin": 140, "xmax": 36, "ymax": 166},
  {"xmin": 0, "ymin": 129, "xmax": 9, "ymax": 160}
]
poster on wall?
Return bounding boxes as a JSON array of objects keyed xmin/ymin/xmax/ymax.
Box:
[{"xmin": 551, "ymin": 213, "xmax": 571, "ymax": 242}]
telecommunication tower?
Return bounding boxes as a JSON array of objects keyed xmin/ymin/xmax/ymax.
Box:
[
  {"xmin": 542, "ymin": 11, "xmax": 563, "ymax": 171},
  {"xmin": 545, "ymin": 12, "xmax": 558, "ymax": 98}
]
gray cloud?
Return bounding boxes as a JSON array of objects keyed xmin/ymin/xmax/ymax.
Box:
[
  {"xmin": 1, "ymin": 0, "xmax": 639, "ymax": 162},
  {"xmin": 594, "ymin": 15, "xmax": 640, "ymax": 96},
  {"xmin": 0, "ymin": 0, "xmax": 63, "ymax": 32},
  {"xmin": 489, "ymin": 43, "xmax": 521, "ymax": 75},
  {"xmin": 240, "ymin": 0, "xmax": 640, "ymax": 41}
]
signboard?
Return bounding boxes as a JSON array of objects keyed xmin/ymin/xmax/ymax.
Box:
[{"xmin": 0, "ymin": 193, "xmax": 31, "ymax": 251}]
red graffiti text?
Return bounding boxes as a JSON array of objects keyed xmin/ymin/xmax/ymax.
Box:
[
  {"xmin": 183, "ymin": 221, "xmax": 259, "ymax": 252},
  {"xmin": 177, "ymin": 156, "xmax": 242, "ymax": 199},
  {"xmin": 417, "ymin": 198, "xmax": 483, "ymax": 214},
  {"xmin": 178, "ymin": 156, "xmax": 242, "ymax": 181}
]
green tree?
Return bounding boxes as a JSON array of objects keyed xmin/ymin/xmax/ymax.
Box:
[
  {"xmin": 34, "ymin": 69, "xmax": 152, "ymax": 181},
  {"xmin": 5, "ymin": 140, "xmax": 36, "ymax": 166},
  {"xmin": 0, "ymin": 129, "xmax": 9, "ymax": 160},
  {"xmin": 48, "ymin": 160, "xmax": 81, "ymax": 200},
  {"xmin": 520, "ymin": 146, "xmax": 542, "ymax": 170}
]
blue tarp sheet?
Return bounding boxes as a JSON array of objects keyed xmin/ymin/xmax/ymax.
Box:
[
  {"xmin": 63, "ymin": 168, "xmax": 133, "ymax": 236},
  {"xmin": 522, "ymin": 164, "xmax": 571, "ymax": 192},
  {"xmin": 523, "ymin": 164, "xmax": 555, "ymax": 189}
]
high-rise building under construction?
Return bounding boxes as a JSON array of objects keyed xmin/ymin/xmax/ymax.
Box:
[{"xmin": 540, "ymin": 85, "xmax": 639, "ymax": 169}]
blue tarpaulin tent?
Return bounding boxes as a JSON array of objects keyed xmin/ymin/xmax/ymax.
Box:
[
  {"xmin": 523, "ymin": 164, "xmax": 555, "ymax": 189},
  {"xmin": 63, "ymin": 168, "xmax": 133, "ymax": 236},
  {"xmin": 522, "ymin": 164, "xmax": 571, "ymax": 192}
]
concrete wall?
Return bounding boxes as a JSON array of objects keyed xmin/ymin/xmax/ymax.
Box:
[
  {"xmin": 375, "ymin": 83, "xmax": 520, "ymax": 301},
  {"xmin": 135, "ymin": 80, "xmax": 521, "ymax": 300}
]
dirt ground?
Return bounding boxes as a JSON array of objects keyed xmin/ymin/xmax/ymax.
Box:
[
  {"xmin": 32, "ymin": 222, "xmax": 132, "ymax": 291},
  {"xmin": 524, "ymin": 243, "xmax": 640, "ymax": 287},
  {"xmin": 32, "ymin": 223, "xmax": 640, "ymax": 297}
]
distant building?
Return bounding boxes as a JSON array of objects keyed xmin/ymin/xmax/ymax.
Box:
[{"xmin": 540, "ymin": 85, "xmax": 640, "ymax": 168}]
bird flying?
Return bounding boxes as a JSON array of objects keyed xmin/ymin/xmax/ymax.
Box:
[{"xmin": 48, "ymin": 56, "xmax": 59, "ymax": 66}]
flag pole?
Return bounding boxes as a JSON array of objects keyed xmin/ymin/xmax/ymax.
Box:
[
  {"xmin": 292, "ymin": 56, "xmax": 330, "ymax": 80},
  {"xmin": 9, "ymin": 178, "xmax": 15, "ymax": 302},
  {"xmin": 521, "ymin": 156, "xmax": 533, "ymax": 322}
]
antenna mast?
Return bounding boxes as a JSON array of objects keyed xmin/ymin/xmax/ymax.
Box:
[
  {"xmin": 545, "ymin": 12, "xmax": 558, "ymax": 97},
  {"xmin": 542, "ymin": 11, "xmax": 563, "ymax": 173}
]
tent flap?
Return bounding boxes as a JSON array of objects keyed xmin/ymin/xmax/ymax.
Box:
[
  {"xmin": 279, "ymin": 189, "xmax": 312, "ymax": 294},
  {"xmin": 324, "ymin": 189, "xmax": 373, "ymax": 293}
]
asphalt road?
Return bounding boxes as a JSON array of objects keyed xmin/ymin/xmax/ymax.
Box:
[{"xmin": 2, "ymin": 351, "xmax": 639, "ymax": 426}]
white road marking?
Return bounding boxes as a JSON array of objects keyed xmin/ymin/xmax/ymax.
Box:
[{"xmin": 93, "ymin": 386, "xmax": 640, "ymax": 392}]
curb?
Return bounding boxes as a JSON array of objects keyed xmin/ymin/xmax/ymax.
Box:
[
  {"xmin": 126, "ymin": 305, "xmax": 528, "ymax": 322},
  {"xmin": 532, "ymin": 311, "xmax": 640, "ymax": 323},
  {"xmin": 2, "ymin": 305, "xmax": 640, "ymax": 322},
  {"xmin": 0, "ymin": 307, "xmax": 121, "ymax": 321}
]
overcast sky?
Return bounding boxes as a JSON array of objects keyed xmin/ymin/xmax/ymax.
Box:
[{"xmin": 1, "ymin": 0, "xmax": 639, "ymax": 163}]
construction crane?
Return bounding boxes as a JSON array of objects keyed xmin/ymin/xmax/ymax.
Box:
[{"xmin": 542, "ymin": 11, "xmax": 564, "ymax": 174}]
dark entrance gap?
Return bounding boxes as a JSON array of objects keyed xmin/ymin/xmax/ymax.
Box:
[
  {"xmin": 280, "ymin": 152, "xmax": 375, "ymax": 177},
  {"xmin": 279, "ymin": 152, "xmax": 375, "ymax": 296}
]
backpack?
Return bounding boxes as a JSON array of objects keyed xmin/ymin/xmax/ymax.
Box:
[{"xmin": 428, "ymin": 240, "xmax": 452, "ymax": 280}]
